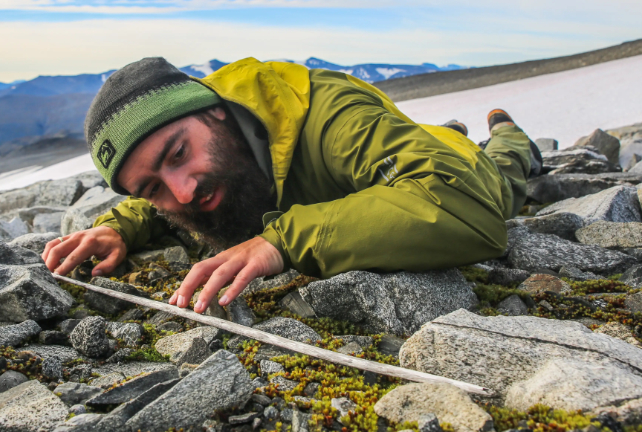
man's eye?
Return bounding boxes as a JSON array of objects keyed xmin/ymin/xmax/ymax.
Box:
[
  {"xmin": 174, "ymin": 145, "xmax": 185, "ymax": 160},
  {"xmin": 149, "ymin": 184, "xmax": 160, "ymax": 198}
]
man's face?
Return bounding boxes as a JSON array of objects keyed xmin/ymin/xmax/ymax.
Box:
[{"xmin": 117, "ymin": 107, "xmax": 275, "ymax": 248}]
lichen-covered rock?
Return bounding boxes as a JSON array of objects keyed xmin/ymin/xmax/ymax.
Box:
[
  {"xmin": 594, "ymin": 322, "xmax": 641, "ymax": 347},
  {"xmin": 125, "ymin": 350, "xmax": 253, "ymax": 432},
  {"xmin": 60, "ymin": 186, "xmax": 126, "ymax": 235},
  {"xmin": 87, "ymin": 368, "xmax": 179, "ymax": 406},
  {"xmin": 505, "ymin": 358, "xmax": 642, "ymax": 412},
  {"xmin": 21, "ymin": 344, "xmax": 84, "ymax": 363},
  {"xmin": 8, "ymin": 232, "xmax": 59, "ymax": 254},
  {"xmin": 84, "ymin": 277, "xmax": 149, "ymax": 315},
  {"xmin": 300, "ymin": 270, "xmax": 477, "ymax": 335},
  {"xmin": 154, "ymin": 327, "xmax": 219, "ymax": 365},
  {"xmin": 518, "ymin": 274, "xmax": 572, "ymax": 295},
  {"xmin": 400, "ymin": 309, "xmax": 642, "ymax": 399},
  {"xmin": 259, "ymin": 360, "xmax": 285, "ymax": 378},
  {"xmin": 374, "ymin": 382, "xmax": 493, "ymax": 432},
  {"xmin": 0, "ymin": 319, "xmax": 41, "ymax": 347},
  {"xmin": 54, "ymin": 382, "xmax": 102, "ymax": 405},
  {"xmin": 41, "ymin": 356, "xmax": 63, "ymax": 380},
  {"xmin": 69, "ymin": 316, "xmax": 110, "ymax": 358},
  {"xmin": 536, "ymin": 185, "xmax": 641, "ymax": 224},
  {"xmin": 105, "ymin": 322, "xmax": 144, "ymax": 346},
  {"xmin": 506, "ymin": 227, "xmax": 635, "ymax": 274},
  {"xmin": 0, "ymin": 380, "xmax": 69, "ymax": 432},
  {"xmin": 576, "ymin": 221, "xmax": 642, "ymax": 249},
  {"xmin": 505, "ymin": 212, "xmax": 584, "ymax": 241}
]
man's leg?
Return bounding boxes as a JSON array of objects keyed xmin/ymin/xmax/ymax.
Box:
[{"xmin": 482, "ymin": 110, "xmax": 537, "ymax": 218}]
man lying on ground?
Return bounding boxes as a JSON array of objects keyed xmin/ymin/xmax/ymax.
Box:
[{"xmin": 42, "ymin": 57, "xmax": 542, "ymax": 314}]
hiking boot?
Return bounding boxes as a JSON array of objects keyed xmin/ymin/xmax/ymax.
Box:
[
  {"xmin": 442, "ymin": 119, "xmax": 468, "ymax": 137},
  {"xmin": 529, "ymin": 140, "xmax": 543, "ymax": 177},
  {"xmin": 487, "ymin": 109, "xmax": 515, "ymax": 132}
]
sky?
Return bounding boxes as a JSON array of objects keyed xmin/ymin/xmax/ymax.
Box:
[{"xmin": 1, "ymin": 0, "xmax": 641, "ymax": 83}]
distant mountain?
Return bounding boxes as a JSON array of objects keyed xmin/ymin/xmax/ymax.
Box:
[{"xmin": 0, "ymin": 57, "xmax": 465, "ymax": 148}]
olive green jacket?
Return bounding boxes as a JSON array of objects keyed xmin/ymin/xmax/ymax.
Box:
[{"xmin": 95, "ymin": 59, "xmax": 516, "ymax": 278}]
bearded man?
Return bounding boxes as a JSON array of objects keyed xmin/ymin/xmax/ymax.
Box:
[{"xmin": 42, "ymin": 57, "xmax": 541, "ymax": 313}]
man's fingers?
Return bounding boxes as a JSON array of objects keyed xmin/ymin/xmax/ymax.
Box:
[
  {"xmin": 44, "ymin": 238, "xmax": 81, "ymax": 272},
  {"xmin": 92, "ymin": 250, "xmax": 124, "ymax": 277},
  {"xmin": 42, "ymin": 236, "xmax": 67, "ymax": 267},
  {"xmin": 173, "ymin": 257, "xmax": 225, "ymax": 307},
  {"xmin": 52, "ymin": 242, "xmax": 96, "ymax": 276},
  {"xmin": 193, "ymin": 262, "xmax": 244, "ymax": 313},
  {"xmin": 218, "ymin": 266, "xmax": 258, "ymax": 307}
]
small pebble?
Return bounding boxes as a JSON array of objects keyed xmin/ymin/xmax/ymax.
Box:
[
  {"xmin": 69, "ymin": 404, "xmax": 86, "ymax": 415},
  {"xmin": 263, "ymin": 405, "xmax": 279, "ymax": 420}
]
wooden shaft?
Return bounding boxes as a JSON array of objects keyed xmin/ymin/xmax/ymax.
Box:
[{"xmin": 53, "ymin": 274, "xmax": 492, "ymax": 396}]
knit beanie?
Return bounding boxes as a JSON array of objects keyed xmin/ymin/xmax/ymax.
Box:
[{"xmin": 85, "ymin": 57, "xmax": 222, "ymax": 194}]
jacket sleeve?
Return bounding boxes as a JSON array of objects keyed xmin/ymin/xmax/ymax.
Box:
[
  {"xmin": 93, "ymin": 197, "xmax": 171, "ymax": 251},
  {"xmin": 259, "ymin": 104, "xmax": 508, "ymax": 278}
]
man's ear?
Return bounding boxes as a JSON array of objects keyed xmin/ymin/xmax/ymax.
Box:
[{"xmin": 212, "ymin": 106, "xmax": 226, "ymax": 121}]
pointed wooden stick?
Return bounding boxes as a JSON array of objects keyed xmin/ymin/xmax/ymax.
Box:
[{"xmin": 53, "ymin": 274, "xmax": 492, "ymax": 396}]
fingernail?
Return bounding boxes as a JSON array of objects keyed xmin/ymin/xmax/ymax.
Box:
[
  {"xmin": 169, "ymin": 293, "xmax": 177, "ymax": 303},
  {"xmin": 94, "ymin": 270, "xmax": 103, "ymax": 276},
  {"xmin": 219, "ymin": 295, "xmax": 228, "ymax": 306},
  {"xmin": 178, "ymin": 295, "xmax": 187, "ymax": 307},
  {"xmin": 195, "ymin": 300, "xmax": 203, "ymax": 311}
]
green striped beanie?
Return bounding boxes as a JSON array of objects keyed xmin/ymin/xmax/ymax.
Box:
[{"xmin": 85, "ymin": 57, "xmax": 222, "ymax": 194}]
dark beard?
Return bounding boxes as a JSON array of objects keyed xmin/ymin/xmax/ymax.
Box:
[{"xmin": 159, "ymin": 115, "xmax": 275, "ymax": 249}]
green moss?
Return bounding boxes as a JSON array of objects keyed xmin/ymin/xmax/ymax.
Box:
[
  {"xmin": 486, "ymin": 404, "xmax": 603, "ymax": 432},
  {"xmin": 123, "ymin": 323, "xmax": 171, "ymax": 362},
  {"xmin": 459, "ymin": 266, "xmax": 489, "ymax": 284}
]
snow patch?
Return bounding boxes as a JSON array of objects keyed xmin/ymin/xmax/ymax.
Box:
[
  {"xmin": 0, "ymin": 154, "xmax": 96, "ymax": 191},
  {"xmin": 190, "ymin": 62, "xmax": 215, "ymax": 76},
  {"xmin": 376, "ymin": 67, "xmax": 405, "ymax": 80}
]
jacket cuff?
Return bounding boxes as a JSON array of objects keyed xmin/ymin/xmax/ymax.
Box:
[
  {"xmin": 92, "ymin": 220, "xmax": 131, "ymax": 252},
  {"xmin": 258, "ymin": 225, "xmax": 291, "ymax": 272}
]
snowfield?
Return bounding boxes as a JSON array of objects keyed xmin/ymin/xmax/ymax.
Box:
[{"xmin": 1, "ymin": 54, "xmax": 640, "ymax": 191}]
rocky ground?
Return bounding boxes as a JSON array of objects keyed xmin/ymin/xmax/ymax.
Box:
[{"xmin": 2, "ymin": 124, "xmax": 642, "ymax": 432}]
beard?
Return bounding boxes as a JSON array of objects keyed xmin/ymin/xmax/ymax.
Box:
[{"xmin": 159, "ymin": 112, "xmax": 276, "ymax": 250}]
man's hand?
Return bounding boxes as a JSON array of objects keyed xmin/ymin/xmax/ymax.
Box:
[
  {"xmin": 169, "ymin": 237, "xmax": 284, "ymax": 313},
  {"xmin": 41, "ymin": 226, "xmax": 127, "ymax": 277}
]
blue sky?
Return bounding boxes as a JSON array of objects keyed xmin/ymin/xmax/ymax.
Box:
[{"xmin": 1, "ymin": 0, "xmax": 641, "ymax": 82}]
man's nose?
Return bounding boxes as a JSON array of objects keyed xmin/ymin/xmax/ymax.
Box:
[{"xmin": 164, "ymin": 172, "xmax": 197, "ymax": 205}]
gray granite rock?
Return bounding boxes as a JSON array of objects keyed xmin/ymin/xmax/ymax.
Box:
[
  {"xmin": 69, "ymin": 316, "xmax": 110, "ymax": 358},
  {"xmin": 0, "ymin": 218, "xmax": 29, "ymax": 241},
  {"xmin": 92, "ymin": 361, "xmax": 177, "ymax": 380},
  {"xmin": 270, "ymin": 375, "xmax": 298, "ymax": 392},
  {"xmin": 87, "ymin": 368, "xmax": 179, "ymax": 406},
  {"xmin": 506, "ymin": 227, "xmax": 636, "ymax": 274},
  {"xmin": 280, "ymin": 291, "xmax": 317, "ymax": 318},
  {"xmin": 487, "ymin": 268, "xmax": 530, "ymax": 286},
  {"xmin": 245, "ymin": 268, "xmax": 301, "ymax": 294},
  {"xmin": 254, "ymin": 317, "xmax": 320, "ymax": 344},
  {"xmin": 527, "ymin": 173, "xmax": 640, "ymax": 204},
  {"xmin": 105, "ymin": 322, "xmax": 144, "ymax": 346},
  {"xmin": 0, "ymin": 319, "xmax": 41, "ymax": 347},
  {"xmin": 84, "ymin": 277, "xmax": 149, "ymax": 315},
  {"xmin": 131, "ymin": 246, "xmax": 190, "ymax": 264},
  {"xmin": 374, "ymin": 382, "xmax": 493, "ymax": 432},
  {"xmin": 125, "ymin": 350, "xmax": 253, "ymax": 432},
  {"xmin": 60, "ymin": 186, "xmax": 127, "ymax": 235},
  {"xmin": 0, "ymin": 380, "xmax": 69, "ymax": 432},
  {"xmin": 74, "ymin": 171, "xmax": 107, "ymax": 190},
  {"xmin": 378, "ymin": 334, "xmax": 406, "ymax": 357},
  {"xmin": 292, "ymin": 410, "xmax": 312, "ymax": 432},
  {"xmin": 259, "ymin": 360, "xmax": 285, "ymax": 378},
  {"xmin": 226, "ymin": 296, "xmax": 256, "ymax": 326},
  {"xmin": 332, "ymin": 397, "xmax": 357, "ymax": 424},
  {"xmin": 301, "ymin": 270, "xmax": 478, "ymax": 336},
  {"xmin": 536, "ymin": 185, "xmax": 641, "ymax": 224},
  {"xmin": 41, "ymin": 356, "xmax": 63, "ymax": 380},
  {"xmin": 506, "ymin": 358, "xmax": 642, "ymax": 412},
  {"xmin": 8, "ymin": 232, "xmax": 59, "ymax": 254},
  {"xmin": 336, "ymin": 335, "xmax": 374, "ymax": 348},
  {"xmin": 400, "ymin": 309, "xmax": 642, "ymax": 400},
  {"xmin": 0, "ymin": 370, "xmax": 28, "ymax": 393},
  {"xmin": 20, "ymin": 344, "xmax": 84, "ymax": 363},
  {"xmin": 619, "ymin": 265, "xmax": 642, "ymax": 288},
  {"xmin": 497, "ymin": 295, "xmax": 529, "ymax": 316},
  {"xmin": 154, "ymin": 327, "xmax": 220, "ymax": 365},
  {"xmin": 576, "ymin": 221, "xmax": 642, "ymax": 249},
  {"xmin": 53, "ymin": 413, "xmax": 104, "ymax": 432},
  {"xmin": 518, "ymin": 274, "xmax": 572, "ymax": 295},
  {"xmin": 54, "ymin": 382, "xmax": 102, "ymax": 405},
  {"xmin": 59, "ymin": 319, "xmax": 80, "ymax": 335},
  {"xmin": 611, "ymin": 122, "xmax": 642, "ymax": 169},
  {"xmin": 0, "ymin": 177, "xmax": 84, "ymax": 215},
  {"xmin": 574, "ymin": 128, "xmax": 621, "ymax": 165},
  {"xmin": 542, "ymin": 148, "xmax": 618, "ymax": 175},
  {"xmin": 32, "ymin": 212, "xmax": 64, "ymax": 234},
  {"xmin": 535, "ymin": 138, "xmax": 558, "ymax": 152},
  {"xmin": 0, "ymin": 243, "xmax": 74, "ymax": 322},
  {"xmin": 505, "ymin": 212, "xmax": 584, "ymax": 241},
  {"xmin": 39, "ymin": 330, "xmax": 68, "ymax": 345},
  {"xmin": 558, "ymin": 266, "xmax": 599, "ymax": 281},
  {"xmin": 338, "ymin": 341, "xmax": 363, "ymax": 355}
]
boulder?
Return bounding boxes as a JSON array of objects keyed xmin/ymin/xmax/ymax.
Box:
[
  {"xmin": 622, "ymin": 266, "xmax": 642, "ymax": 289},
  {"xmin": 259, "ymin": 360, "xmax": 285, "ymax": 378},
  {"xmin": 8, "ymin": 232, "xmax": 59, "ymax": 254},
  {"xmin": 0, "ymin": 319, "xmax": 41, "ymax": 347},
  {"xmin": 0, "ymin": 217, "xmax": 29, "ymax": 240},
  {"xmin": 496, "ymin": 295, "xmax": 529, "ymax": 316},
  {"xmin": 60, "ymin": 186, "xmax": 126, "ymax": 235},
  {"xmin": 506, "ymin": 227, "xmax": 636, "ymax": 274},
  {"xmin": 505, "ymin": 358, "xmax": 642, "ymax": 412},
  {"xmin": 280, "ymin": 291, "xmax": 317, "ymax": 318},
  {"xmin": 84, "ymin": 277, "xmax": 149, "ymax": 315},
  {"xmin": 594, "ymin": 322, "xmax": 641, "ymax": 347},
  {"xmin": 0, "ymin": 380, "xmax": 69, "ymax": 432},
  {"xmin": 226, "ymin": 296, "xmax": 256, "ymax": 326},
  {"xmin": 518, "ymin": 274, "xmax": 572, "ymax": 295},
  {"xmin": 558, "ymin": 266, "xmax": 599, "ymax": 281},
  {"xmin": 534, "ymin": 138, "xmax": 558, "ymax": 152},
  {"xmin": 0, "ymin": 370, "xmax": 28, "ymax": 393},
  {"xmin": 505, "ymin": 212, "xmax": 584, "ymax": 241},
  {"xmin": 105, "ymin": 322, "xmax": 144, "ymax": 346},
  {"xmin": 542, "ymin": 148, "xmax": 618, "ymax": 175},
  {"xmin": 41, "ymin": 356, "xmax": 63, "ymax": 380},
  {"xmin": 0, "ymin": 244, "xmax": 74, "ymax": 322},
  {"xmin": 69, "ymin": 316, "xmax": 111, "ymax": 358},
  {"xmin": 73, "ymin": 171, "xmax": 107, "ymax": 190},
  {"xmin": 576, "ymin": 221, "xmax": 642, "ymax": 249},
  {"xmin": 32, "ymin": 212, "xmax": 64, "ymax": 234},
  {"xmin": 374, "ymin": 382, "xmax": 493, "ymax": 432},
  {"xmin": 0, "ymin": 177, "xmax": 84, "ymax": 215},
  {"xmin": 527, "ymin": 173, "xmax": 636, "ymax": 204},
  {"xmin": 400, "ymin": 309, "xmax": 642, "ymax": 401},
  {"xmin": 574, "ymin": 128, "xmax": 621, "ymax": 165},
  {"xmin": 86, "ymin": 368, "xmax": 179, "ymax": 406},
  {"xmin": 154, "ymin": 327, "xmax": 220, "ymax": 365},
  {"xmin": 125, "ymin": 350, "xmax": 253, "ymax": 432},
  {"xmin": 131, "ymin": 246, "xmax": 190, "ymax": 265},
  {"xmin": 54, "ymin": 382, "xmax": 102, "ymax": 405},
  {"xmin": 21, "ymin": 344, "xmax": 84, "ymax": 363},
  {"xmin": 609, "ymin": 122, "xmax": 642, "ymax": 169},
  {"xmin": 300, "ymin": 270, "xmax": 478, "ymax": 336},
  {"xmin": 92, "ymin": 362, "xmax": 177, "ymax": 383},
  {"xmin": 253, "ymin": 317, "xmax": 320, "ymax": 344},
  {"xmin": 486, "ymin": 268, "xmax": 530, "ymax": 286},
  {"xmin": 536, "ymin": 185, "xmax": 641, "ymax": 224},
  {"xmin": 53, "ymin": 413, "xmax": 104, "ymax": 432}
]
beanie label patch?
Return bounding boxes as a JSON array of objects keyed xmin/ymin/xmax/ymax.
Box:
[{"xmin": 98, "ymin": 140, "xmax": 116, "ymax": 169}]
